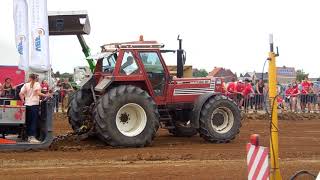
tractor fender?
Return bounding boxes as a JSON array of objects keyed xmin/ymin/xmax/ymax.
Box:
[
  {"xmin": 191, "ymin": 92, "xmax": 221, "ymax": 128},
  {"xmin": 94, "ymin": 77, "xmax": 113, "ymax": 93}
]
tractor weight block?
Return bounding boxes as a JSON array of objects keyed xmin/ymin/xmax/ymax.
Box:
[{"xmin": 48, "ymin": 11, "xmax": 91, "ymax": 35}]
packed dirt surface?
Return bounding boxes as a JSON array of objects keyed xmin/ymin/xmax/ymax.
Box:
[{"xmin": 0, "ymin": 113, "xmax": 319, "ymax": 179}]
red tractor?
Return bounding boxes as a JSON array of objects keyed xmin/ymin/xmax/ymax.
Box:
[{"xmin": 68, "ymin": 36, "xmax": 242, "ymax": 147}]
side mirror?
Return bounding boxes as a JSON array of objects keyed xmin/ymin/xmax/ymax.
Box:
[{"xmin": 276, "ymin": 46, "xmax": 279, "ymax": 57}]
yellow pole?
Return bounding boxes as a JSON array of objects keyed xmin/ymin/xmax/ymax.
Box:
[{"xmin": 268, "ymin": 34, "xmax": 282, "ymax": 180}]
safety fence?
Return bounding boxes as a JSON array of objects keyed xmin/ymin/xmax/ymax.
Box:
[{"xmin": 227, "ymin": 93, "xmax": 320, "ymax": 114}]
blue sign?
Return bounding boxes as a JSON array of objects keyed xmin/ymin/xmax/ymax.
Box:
[
  {"xmin": 17, "ymin": 41, "xmax": 23, "ymax": 55},
  {"xmin": 35, "ymin": 36, "xmax": 41, "ymax": 51}
]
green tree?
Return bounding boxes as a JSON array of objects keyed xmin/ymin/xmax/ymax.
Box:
[
  {"xmin": 296, "ymin": 69, "xmax": 308, "ymax": 82},
  {"xmin": 193, "ymin": 69, "xmax": 208, "ymax": 77},
  {"xmin": 60, "ymin": 72, "xmax": 74, "ymax": 82},
  {"xmin": 55, "ymin": 71, "xmax": 60, "ymax": 78}
]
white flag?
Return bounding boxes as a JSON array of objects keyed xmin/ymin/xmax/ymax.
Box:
[
  {"xmin": 29, "ymin": 0, "xmax": 50, "ymax": 71},
  {"xmin": 13, "ymin": 0, "xmax": 29, "ymax": 71}
]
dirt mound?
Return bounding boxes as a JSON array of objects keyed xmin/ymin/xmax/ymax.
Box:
[
  {"xmin": 49, "ymin": 134, "xmax": 108, "ymax": 151},
  {"xmin": 245, "ymin": 112, "xmax": 320, "ymax": 121}
]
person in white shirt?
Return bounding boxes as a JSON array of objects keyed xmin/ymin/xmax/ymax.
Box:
[{"xmin": 19, "ymin": 74, "xmax": 50, "ymax": 143}]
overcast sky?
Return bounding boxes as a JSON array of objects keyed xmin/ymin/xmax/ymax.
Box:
[{"xmin": 1, "ymin": 0, "xmax": 320, "ymax": 77}]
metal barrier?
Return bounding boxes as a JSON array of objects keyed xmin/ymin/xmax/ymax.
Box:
[
  {"xmin": 295, "ymin": 94, "xmax": 319, "ymax": 113},
  {"xmin": 227, "ymin": 93, "xmax": 266, "ymax": 113},
  {"xmin": 226, "ymin": 92, "xmax": 320, "ymax": 114}
]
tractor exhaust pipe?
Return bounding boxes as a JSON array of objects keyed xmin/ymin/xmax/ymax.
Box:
[{"xmin": 177, "ymin": 35, "xmax": 184, "ymax": 78}]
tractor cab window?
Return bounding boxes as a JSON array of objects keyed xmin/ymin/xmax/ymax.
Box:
[
  {"xmin": 139, "ymin": 52, "xmax": 166, "ymax": 96},
  {"xmin": 102, "ymin": 52, "xmax": 117, "ymax": 73},
  {"xmin": 120, "ymin": 51, "xmax": 140, "ymax": 75}
]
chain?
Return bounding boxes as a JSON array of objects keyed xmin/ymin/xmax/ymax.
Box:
[{"xmin": 52, "ymin": 132, "xmax": 77, "ymax": 143}]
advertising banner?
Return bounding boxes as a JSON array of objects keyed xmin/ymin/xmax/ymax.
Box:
[
  {"xmin": 13, "ymin": 0, "xmax": 29, "ymax": 71},
  {"xmin": 29, "ymin": 0, "xmax": 50, "ymax": 71}
]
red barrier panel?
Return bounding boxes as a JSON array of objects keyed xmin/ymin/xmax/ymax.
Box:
[{"xmin": 246, "ymin": 134, "xmax": 269, "ymax": 180}]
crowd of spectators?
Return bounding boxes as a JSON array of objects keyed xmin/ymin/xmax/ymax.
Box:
[
  {"xmin": 223, "ymin": 77, "xmax": 320, "ymax": 113},
  {"xmin": 53, "ymin": 78, "xmax": 74, "ymax": 113},
  {"xmin": 0, "ymin": 75, "xmax": 74, "ymax": 113},
  {"xmin": 225, "ymin": 78, "xmax": 265, "ymax": 112},
  {"xmin": 282, "ymin": 77, "xmax": 319, "ymax": 113}
]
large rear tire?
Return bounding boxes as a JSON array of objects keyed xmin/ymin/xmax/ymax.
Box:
[
  {"xmin": 199, "ymin": 95, "xmax": 241, "ymax": 143},
  {"xmin": 94, "ymin": 85, "xmax": 159, "ymax": 147},
  {"xmin": 67, "ymin": 89, "xmax": 93, "ymax": 132}
]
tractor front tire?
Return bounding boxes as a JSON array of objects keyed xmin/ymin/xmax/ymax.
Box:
[
  {"xmin": 94, "ymin": 85, "xmax": 159, "ymax": 147},
  {"xmin": 67, "ymin": 89, "xmax": 93, "ymax": 132},
  {"xmin": 199, "ymin": 95, "xmax": 241, "ymax": 143}
]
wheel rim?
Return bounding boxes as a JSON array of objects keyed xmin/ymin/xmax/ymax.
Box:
[
  {"xmin": 116, "ymin": 103, "xmax": 147, "ymax": 137},
  {"xmin": 210, "ymin": 107, "xmax": 234, "ymax": 134}
]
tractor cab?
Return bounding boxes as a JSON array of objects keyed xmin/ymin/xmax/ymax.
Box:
[{"xmin": 92, "ymin": 39, "xmax": 171, "ymax": 103}]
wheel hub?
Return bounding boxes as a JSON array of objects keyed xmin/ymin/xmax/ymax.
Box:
[
  {"xmin": 212, "ymin": 113, "xmax": 224, "ymax": 126},
  {"xmin": 116, "ymin": 103, "xmax": 147, "ymax": 137},
  {"xmin": 119, "ymin": 113, "xmax": 130, "ymax": 124},
  {"xmin": 210, "ymin": 107, "xmax": 235, "ymax": 134}
]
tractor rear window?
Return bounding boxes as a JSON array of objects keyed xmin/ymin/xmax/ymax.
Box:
[{"xmin": 139, "ymin": 52, "xmax": 164, "ymax": 73}]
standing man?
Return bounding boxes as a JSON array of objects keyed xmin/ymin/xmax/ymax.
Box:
[
  {"xmin": 255, "ymin": 79, "xmax": 265, "ymax": 111},
  {"xmin": 242, "ymin": 79, "xmax": 254, "ymax": 111},
  {"xmin": 291, "ymin": 81, "xmax": 300, "ymax": 112},
  {"xmin": 285, "ymin": 84, "xmax": 293, "ymax": 112},
  {"xmin": 300, "ymin": 77, "xmax": 311, "ymax": 113},
  {"xmin": 236, "ymin": 80, "xmax": 245, "ymax": 108},
  {"xmin": 61, "ymin": 78, "xmax": 74, "ymax": 113}
]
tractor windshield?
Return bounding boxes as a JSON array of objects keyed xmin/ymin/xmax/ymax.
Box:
[{"xmin": 100, "ymin": 52, "xmax": 118, "ymax": 73}]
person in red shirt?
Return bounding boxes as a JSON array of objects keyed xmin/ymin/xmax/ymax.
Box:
[
  {"xmin": 236, "ymin": 80, "xmax": 245, "ymax": 108},
  {"xmin": 290, "ymin": 82, "xmax": 300, "ymax": 112},
  {"xmin": 41, "ymin": 80, "xmax": 49, "ymax": 94},
  {"xmin": 300, "ymin": 77, "xmax": 311, "ymax": 112},
  {"xmin": 227, "ymin": 78, "xmax": 237, "ymax": 93},
  {"xmin": 243, "ymin": 79, "xmax": 253, "ymax": 97},
  {"xmin": 226, "ymin": 78, "xmax": 237, "ymax": 100},
  {"xmin": 242, "ymin": 79, "xmax": 253, "ymax": 110},
  {"xmin": 277, "ymin": 96, "xmax": 284, "ymax": 110},
  {"xmin": 285, "ymin": 84, "xmax": 293, "ymax": 111}
]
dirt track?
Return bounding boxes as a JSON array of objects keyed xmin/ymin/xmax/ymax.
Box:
[{"xmin": 0, "ymin": 113, "xmax": 319, "ymax": 179}]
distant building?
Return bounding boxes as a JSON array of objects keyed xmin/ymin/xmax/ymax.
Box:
[
  {"xmin": 239, "ymin": 71, "xmax": 268, "ymax": 82},
  {"xmin": 167, "ymin": 65, "xmax": 193, "ymax": 78},
  {"xmin": 208, "ymin": 67, "xmax": 237, "ymax": 82},
  {"xmin": 239, "ymin": 73, "xmax": 252, "ymax": 81},
  {"xmin": 277, "ymin": 66, "xmax": 296, "ymax": 84}
]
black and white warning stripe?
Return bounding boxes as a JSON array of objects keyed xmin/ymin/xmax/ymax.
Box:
[
  {"xmin": 174, "ymin": 87, "xmax": 215, "ymax": 96},
  {"xmin": 210, "ymin": 81, "xmax": 215, "ymax": 88}
]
